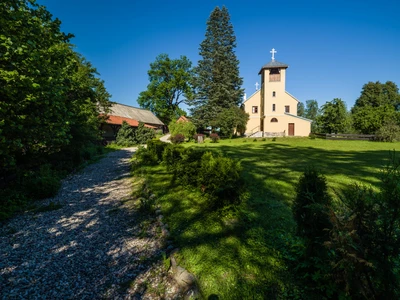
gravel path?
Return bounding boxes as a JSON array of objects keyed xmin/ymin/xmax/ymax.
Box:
[{"xmin": 0, "ymin": 148, "xmax": 178, "ymax": 299}]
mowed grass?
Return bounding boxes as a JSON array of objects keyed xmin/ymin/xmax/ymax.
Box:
[{"xmin": 133, "ymin": 137, "xmax": 400, "ymax": 299}]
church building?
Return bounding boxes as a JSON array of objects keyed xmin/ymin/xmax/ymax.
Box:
[{"xmin": 243, "ymin": 49, "xmax": 312, "ymax": 137}]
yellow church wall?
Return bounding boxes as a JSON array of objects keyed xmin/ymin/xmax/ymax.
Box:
[
  {"xmin": 243, "ymin": 90, "xmax": 261, "ymax": 134},
  {"xmin": 265, "ymin": 115, "xmax": 311, "ymax": 136},
  {"xmin": 244, "ymin": 51, "xmax": 312, "ymax": 137}
]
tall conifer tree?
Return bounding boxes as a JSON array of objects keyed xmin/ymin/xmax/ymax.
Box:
[{"xmin": 189, "ymin": 6, "xmax": 244, "ymax": 128}]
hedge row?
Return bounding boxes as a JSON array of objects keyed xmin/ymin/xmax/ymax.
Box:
[{"xmin": 136, "ymin": 140, "xmax": 244, "ymax": 208}]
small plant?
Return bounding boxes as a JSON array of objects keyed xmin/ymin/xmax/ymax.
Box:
[
  {"xmin": 171, "ymin": 134, "xmax": 185, "ymax": 144},
  {"xmin": 272, "ymin": 137, "xmax": 276, "ymax": 142},
  {"xmin": 210, "ymin": 133, "xmax": 220, "ymax": 143},
  {"xmin": 162, "ymin": 251, "xmax": 171, "ymax": 270},
  {"xmin": 253, "ymin": 138, "xmax": 257, "ymax": 142},
  {"xmin": 23, "ymin": 164, "xmax": 61, "ymax": 199},
  {"xmin": 261, "ymin": 138, "xmax": 266, "ymax": 141}
]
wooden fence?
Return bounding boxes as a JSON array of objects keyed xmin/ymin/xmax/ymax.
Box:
[{"xmin": 314, "ymin": 133, "xmax": 376, "ymax": 141}]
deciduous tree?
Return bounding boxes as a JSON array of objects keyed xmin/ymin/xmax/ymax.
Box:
[
  {"xmin": 297, "ymin": 102, "xmax": 305, "ymax": 117},
  {"xmin": 317, "ymin": 98, "xmax": 348, "ymax": 134},
  {"xmin": 351, "ymin": 81, "xmax": 400, "ymax": 134},
  {"xmin": 138, "ymin": 54, "xmax": 193, "ymax": 125}
]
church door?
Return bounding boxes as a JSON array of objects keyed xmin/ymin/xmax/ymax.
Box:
[{"xmin": 288, "ymin": 123, "xmax": 295, "ymax": 136}]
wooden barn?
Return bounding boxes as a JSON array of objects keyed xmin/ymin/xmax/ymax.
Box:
[{"xmin": 100, "ymin": 103, "xmax": 164, "ymax": 141}]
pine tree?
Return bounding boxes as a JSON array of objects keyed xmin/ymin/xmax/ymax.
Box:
[{"xmin": 189, "ymin": 6, "xmax": 244, "ymax": 129}]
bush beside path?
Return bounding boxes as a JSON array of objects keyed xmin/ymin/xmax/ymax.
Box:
[{"xmin": 0, "ymin": 148, "xmax": 180, "ymax": 299}]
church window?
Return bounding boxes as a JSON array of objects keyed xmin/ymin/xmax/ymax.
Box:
[
  {"xmin": 285, "ymin": 105, "xmax": 290, "ymax": 113},
  {"xmin": 252, "ymin": 106, "xmax": 258, "ymax": 113},
  {"xmin": 272, "ymin": 91, "xmax": 276, "ymax": 97},
  {"xmin": 272, "ymin": 104, "xmax": 276, "ymax": 112},
  {"xmin": 271, "ymin": 118, "xmax": 278, "ymax": 122}
]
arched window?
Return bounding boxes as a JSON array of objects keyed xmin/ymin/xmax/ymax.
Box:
[{"xmin": 271, "ymin": 118, "xmax": 278, "ymax": 123}]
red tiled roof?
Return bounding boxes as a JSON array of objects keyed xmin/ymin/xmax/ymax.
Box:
[
  {"xmin": 103, "ymin": 115, "xmax": 157, "ymax": 129},
  {"xmin": 106, "ymin": 115, "xmax": 139, "ymax": 127},
  {"xmin": 177, "ymin": 115, "xmax": 190, "ymax": 123}
]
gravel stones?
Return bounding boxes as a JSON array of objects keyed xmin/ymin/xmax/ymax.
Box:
[{"xmin": 0, "ymin": 148, "xmax": 181, "ymax": 299}]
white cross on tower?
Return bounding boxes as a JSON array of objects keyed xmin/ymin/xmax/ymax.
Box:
[
  {"xmin": 270, "ymin": 48, "xmax": 277, "ymax": 61},
  {"xmin": 255, "ymin": 82, "xmax": 259, "ymax": 90}
]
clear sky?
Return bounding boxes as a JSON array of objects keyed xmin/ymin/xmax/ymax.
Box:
[{"xmin": 38, "ymin": 0, "xmax": 400, "ymax": 112}]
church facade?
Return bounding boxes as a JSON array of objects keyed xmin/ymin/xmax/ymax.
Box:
[{"xmin": 243, "ymin": 49, "xmax": 312, "ymax": 137}]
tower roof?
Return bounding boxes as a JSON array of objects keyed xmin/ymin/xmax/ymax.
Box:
[{"xmin": 259, "ymin": 60, "xmax": 289, "ymax": 74}]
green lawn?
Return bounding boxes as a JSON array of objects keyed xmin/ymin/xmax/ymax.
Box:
[{"xmin": 132, "ymin": 137, "xmax": 400, "ymax": 299}]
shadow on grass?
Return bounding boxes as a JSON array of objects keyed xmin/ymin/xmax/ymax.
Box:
[{"xmin": 142, "ymin": 140, "xmax": 399, "ymax": 298}]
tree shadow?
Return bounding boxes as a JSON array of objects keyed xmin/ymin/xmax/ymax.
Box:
[
  {"xmin": 0, "ymin": 148, "xmax": 169, "ymax": 299},
  {"xmin": 152, "ymin": 141, "xmax": 399, "ymax": 298}
]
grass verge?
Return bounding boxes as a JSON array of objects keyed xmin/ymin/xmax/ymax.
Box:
[{"xmin": 132, "ymin": 137, "xmax": 400, "ymax": 298}]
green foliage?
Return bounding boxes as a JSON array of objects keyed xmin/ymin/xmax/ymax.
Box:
[
  {"xmin": 170, "ymin": 134, "xmax": 185, "ymax": 144},
  {"xmin": 116, "ymin": 121, "xmax": 136, "ymax": 146},
  {"xmin": 352, "ymin": 104, "xmax": 398, "ymax": 134},
  {"xmin": 0, "ymin": 0, "xmax": 111, "ymax": 215},
  {"xmin": 135, "ymin": 122, "xmax": 156, "ymax": 144},
  {"xmin": 294, "ymin": 167, "xmax": 332, "ymax": 242},
  {"xmin": 305, "ymin": 100, "xmax": 319, "ymax": 132},
  {"xmin": 168, "ymin": 119, "xmax": 196, "ymax": 140},
  {"xmin": 375, "ymin": 120, "xmax": 400, "ymax": 142},
  {"xmin": 197, "ymin": 151, "xmax": 243, "ymax": 207},
  {"xmin": 189, "ymin": 6, "xmax": 244, "ymax": 129},
  {"xmin": 325, "ymin": 152, "xmax": 400, "ymax": 298},
  {"xmin": 213, "ymin": 106, "xmax": 249, "ymax": 138},
  {"xmin": 351, "ymin": 81, "xmax": 400, "ymax": 134},
  {"xmin": 160, "ymin": 144, "xmax": 243, "ymax": 207},
  {"xmin": 116, "ymin": 121, "xmax": 155, "ymax": 146},
  {"xmin": 0, "ymin": 188, "xmax": 28, "ymax": 221},
  {"xmin": 138, "ymin": 53, "xmax": 193, "ymax": 124},
  {"xmin": 22, "ymin": 164, "xmax": 61, "ymax": 200},
  {"xmin": 132, "ymin": 145, "xmax": 157, "ymax": 166},
  {"xmin": 292, "ymin": 167, "xmax": 336, "ymax": 297},
  {"xmin": 210, "ymin": 133, "xmax": 220, "ymax": 143},
  {"xmin": 297, "ymin": 102, "xmax": 305, "ymax": 117},
  {"xmin": 147, "ymin": 139, "xmax": 168, "ymax": 162},
  {"xmin": 317, "ymin": 98, "xmax": 349, "ymax": 133}
]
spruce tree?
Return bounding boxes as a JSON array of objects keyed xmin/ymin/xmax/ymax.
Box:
[{"xmin": 189, "ymin": 6, "xmax": 244, "ymax": 129}]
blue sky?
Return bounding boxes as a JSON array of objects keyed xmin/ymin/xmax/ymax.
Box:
[{"xmin": 38, "ymin": 0, "xmax": 400, "ymax": 112}]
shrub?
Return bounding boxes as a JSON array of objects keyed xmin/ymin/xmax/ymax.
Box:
[
  {"xmin": 161, "ymin": 146, "xmax": 243, "ymax": 207},
  {"xmin": 293, "ymin": 167, "xmax": 332, "ymax": 241},
  {"xmin": 375, "ymin": 121, "xmax": 400, "ymax": 142},
  {"xmin": 168, "ymin": 119, "xmax": 196, "ymax": 140},
  {"xmin": 116, "ymin": 121, "xmax": 136, "ymax": 146},
  {"xmin": 132, "ymin": 146, "xmax": 157, "ymax": 166},
  {"xmin": 22, "ymin": 164, "xmax": 61, "ymax": 200},
  {"xmin": 197, "ymin": 152, "xmax": 242, "ymax": 207},
  {"xmin": 171, "ymin": 134, "xmax": 185, "ymax": 144},
  {"xmin": 135, "ymin": 122, "xmax": 156, "ymax": 144},
  {"xmin": 292, "ymin": 167, "xmax": 335, "ymax": 298},
  {"xmin": 210, "ymin": 133, "xmax": 220, "ymax": 143},
  {"xmin": 147, "ymin": 139, "xmax": 168, "ymax": 162}
]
